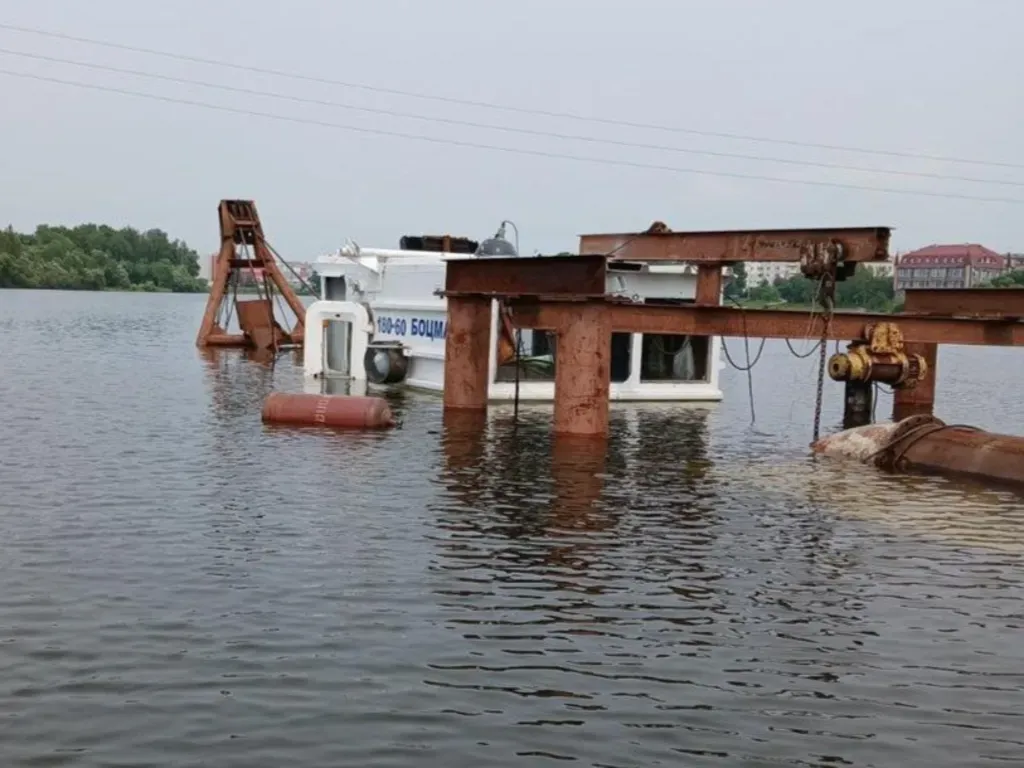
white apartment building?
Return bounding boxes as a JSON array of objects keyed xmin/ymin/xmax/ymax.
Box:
[
  {"xmin": 745, "ymin": 261, "xmax": 801, "ymax": 286},
  {"xmin": 745, "ymin": 259, "xmax": 893, "ymax": 285},
  {"xmin": 860, "ymin": 260, "xmax": 894, "ymax": 277}
]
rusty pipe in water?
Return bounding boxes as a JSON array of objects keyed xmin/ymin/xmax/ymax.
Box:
[
  {"xmin": 881, "ymin": 416, "xmax": 1024, "ymax": 487},
  {"xmin": 813, "ymin": 415, "xmax": 1024, "ymax": 488}
]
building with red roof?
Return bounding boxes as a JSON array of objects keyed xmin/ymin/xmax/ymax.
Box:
[{"xmin": 894, "ymin": 244, "xmax": 1005, "ymax": 290}]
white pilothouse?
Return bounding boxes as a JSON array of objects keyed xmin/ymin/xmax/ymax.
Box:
[{"xmin": 302, "ymin": 225, "xmax": 725, "ymax": 402}]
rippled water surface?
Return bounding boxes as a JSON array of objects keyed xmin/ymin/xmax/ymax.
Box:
[{"xmin": 2, "ymin": 289, "xmax": 1024, "ymax": 767}]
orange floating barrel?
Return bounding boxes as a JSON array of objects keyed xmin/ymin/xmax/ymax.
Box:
[{"xmin": 261, "ymin": 392, "xmax": 396, "ymax": 430}]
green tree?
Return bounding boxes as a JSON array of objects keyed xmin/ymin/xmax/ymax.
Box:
[
  {"xmin": 0, "ymin": 226, "xmax": 22, "ymax": 257},
  {"xmin": 987, "ymin": 269, "xmax": 1024, "ymax": 287},
  {"xmin": 724, "ymin": 261, "xmax": 747, "ymax": 300},
  {"xmin": 835, "ymin": 267, "xmax": 895, "ymax": 311},
  {"xmin": 308, "ymin": 270, "xmax": 322, "ymax": 295},
  {"xmin": 776, "ymin": 274, "xmax": 816, "ymax": 304},
  {"xmin": 747, "ymin": 280, "xmax": 782, "ymax": 304},
  {"xmin": 766, "ymin": 267, "xmax": 896, "ymax": 312},
  {"xmin": 0, "ymin": 222, "xmax": 208, "ymax": 293}
]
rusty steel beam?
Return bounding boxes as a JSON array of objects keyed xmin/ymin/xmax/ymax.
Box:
[
  {"xmin": 578, "ymin": 226, "xmax": 890, "ymax": 263},
  {"xmin": 903, "ymin": 288, "xmax": 1024, "ymax": 319},
  {"xmin": 444, "ymin": 254, "xmax": 607, "ymax": 297},
  {"xmin": 507, "ymin": 299, "xmax": 1024, "ymax": 347}
]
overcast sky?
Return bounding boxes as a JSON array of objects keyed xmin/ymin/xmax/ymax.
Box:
[{"xmin": 1, "ymin": 0, "xmax": 1022, "ymax": 260}]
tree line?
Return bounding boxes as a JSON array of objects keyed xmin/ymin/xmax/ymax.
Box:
[
  {"xmin": 0, "ymin": 223, "xmax": 207, "ymax": 293},
  {"xmin": 725, "ymin": 262, "xmax": 900, "ymax": 312},
  {"xmin": 985, "ymin": 269, "xmax": 1024, "ymax": 288}
]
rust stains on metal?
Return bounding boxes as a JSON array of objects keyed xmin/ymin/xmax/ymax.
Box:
[
  {"xmin": 442, "ymin": 296, "xmax": 492, "ymax": 411},
  {"xmin": 235, "ymin": 298, "xmax": 287, "ymax": 351},
  {"xmin": 893, "ymin": 342, "xmax": 938, "ymax": 421},
  {"xmin": 261, "ymin": 392, "xmax": 396, "ymax": 429},
  {"xmin": 827, "ymin": 322, "xmax": 930, "ymax": 429},
  {"xmin": 903, "ymin": 288, "xmax": 1024, "ymax": 319},
  {"xmin": 869, "ymin": 415, "xmax": 1024, "ymax": 488},
  {"xmin": 437, "ymin": 225, "xmax": 1024, "ymax": 469},
  {"xmin": 552, "ymin": 304, "xmax": 612, "ymax": 438},
  {"xmin": 828, "ymin": 322, "xmax": 928, "ymax": 388},
  {"xmin": 444, "ymin": 254, "xmax": 607, "ymax": 297},
  {"xmin": 196, "ymin": 200, "xmax": 307, "ymax": 350},
  {"xmin": 695, "ymin": 264, "xmax": 724, "ymax": 306},
  {"xmin": 578, "ymin": 226, "xmax": 891, "ymax": 263}
]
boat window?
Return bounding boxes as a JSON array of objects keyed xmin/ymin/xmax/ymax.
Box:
[
  {"xmin": 323, "ymin": 276, "xmax": 346, "ymax": 301},
  {"xmin": 639, "ymin": 334, "xmax": 709, "ymax": 381},
  {"xmin": 494, "ymin": 330, "xmax": 632, "ymax": 383},
  {"xmin": 496, "ymin": 329, "xmax": 555, "ymax": 382},
  {"xmin": 610, "ymin": 333, "xmax": 631, "ymax": 383},
  {"xmin": 324, "ymin": 318, "xmax": 352, "ymax": 375}
]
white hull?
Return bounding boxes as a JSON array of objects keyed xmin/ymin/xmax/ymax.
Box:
[{"xmin": 306, "ymin": 243, "xmax": 725, "ymax": 403}]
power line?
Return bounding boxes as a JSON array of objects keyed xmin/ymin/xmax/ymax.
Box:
[
  {"xmin": 4, "ymin": 66, "xmax": 1022, "ymax": 205},
  {"xmin": 3, "ymin": 45, "xmax": 1021, "ymax": 190},
  {"xmin": 1, "ymin": 20, "xmax": 1021, "ymax": 172}
]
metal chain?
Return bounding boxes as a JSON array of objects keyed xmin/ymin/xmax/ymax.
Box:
[
  {"xmin": 811, "ymin": 274, "xmax": 835, "ymax": 443},
  {"xmin": 812, "ymin": 318, "xmax": 828, "ymax": 442}
]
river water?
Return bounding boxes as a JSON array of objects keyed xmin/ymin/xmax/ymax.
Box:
[{"xmin": 1, "ymin": 289, "xmax": 1023, "ymax": 767}]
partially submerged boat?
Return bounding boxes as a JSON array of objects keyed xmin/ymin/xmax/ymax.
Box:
[{"xmin": 303, "ymin": 228, "xmax": 725, "ymax": 402}]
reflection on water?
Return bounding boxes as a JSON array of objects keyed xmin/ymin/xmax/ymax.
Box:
[
  {"xmin": 738, "ymin": 457, "xmax": 1024, "ymax": 553},
  {"xmin": 428, "ymin": 405, "xmax": 1024, "ymax": 766},
  {"xmin": 1, "ymin": 290, "xmax": 1023, "ymax": 767}
]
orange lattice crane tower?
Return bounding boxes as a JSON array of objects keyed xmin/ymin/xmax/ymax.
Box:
[{"xmin": 196, "ymin": 200, "xmax": 307, "ymax": 350}]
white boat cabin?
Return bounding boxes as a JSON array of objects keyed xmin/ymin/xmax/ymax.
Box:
[{"xmin": 304, "ymin": 232, "xmax": 724, "ymax": 402}]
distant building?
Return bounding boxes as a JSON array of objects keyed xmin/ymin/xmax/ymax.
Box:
[
  {"xmin": 745, "ymin": 258, "xmax": 893, "ymax": 286},
  {"xmin": 1005, "ymin": 253, "xmax": 1024, "ymax": 271},
  {"xmin": 280, "ymin": 261, "xmax": 314, "ymax": 289},
  {"xmin": 199, "ymin": 252, "xmax": 216, "ymax": 282},
  {"xmin": 745, "ymin": 261, "xmax": 801, "ymax": 286},
  {"xmin": 860, "ymin": 260, "xmax": 894, "ymax": 277},
  {"xmin": 894, "ymin": 244, "xmax": 1004, "ymax": 290}
]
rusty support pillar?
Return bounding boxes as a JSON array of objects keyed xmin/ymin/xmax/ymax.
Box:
[
  {"xmin": 893, "ymin": 343, "xmax": 937, "ymax": 421},
  {"xmin": 843, "ymin": 381, "xmax": 873, "ymax": 429},
  {"xmin": 443, "ymin": 296, "xmax": 492, "ymax": 410},
  {"xmin": 695, "ymin": 264, "xmax": 723, "ymax": 306},
  {"xmin": 553, "ymin": 304, "xmax": 612, "ymax": 438}
]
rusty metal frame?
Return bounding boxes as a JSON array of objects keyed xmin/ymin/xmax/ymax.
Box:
[
  {"xmin": 440, "ymin": 253, "xmax": 1024, "ymax": 347},
  {"xmin": 578, "ymin": 226, "xmax": 890, "ymax": 263},
  {"xmin": 440, "ymin": 239, "xmax": 1024, "ymax": 437},
  {"xmin": 902, "ymin": 288, "xmax": 1024, "ymax": 319},
  {"xmin": 506, "ymin": 300, "xmax": 1024, "ymax": 347},
  {"xmin": 196, "ymin": 199, "xmax": 307, "ymax": 348},
  {"xmin": 444, "ymin": 254, "xmax": 607, "ymax": 297}
]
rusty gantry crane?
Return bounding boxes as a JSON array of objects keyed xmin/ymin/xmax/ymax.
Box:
[
  {"xmin": 196, "ymin": 200, "xmax": 307, "ymax": 351},
  {"xmin": 439, "ymin": 224, "xmax": 1024, "ymax": 487}
]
